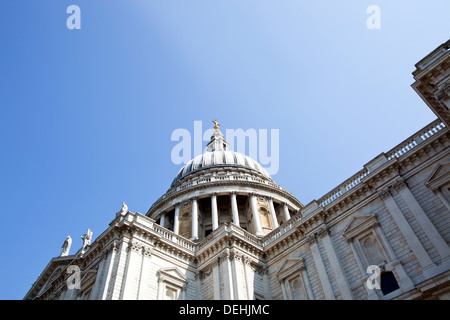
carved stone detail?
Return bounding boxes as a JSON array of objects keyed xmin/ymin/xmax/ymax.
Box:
[
  {"xmin": 305, "ymin": 234, "xmax": 316, "ymax": 245},
  {"xmin": 377, "ymin": 187, "xmax": 391, "ymax": 200},
  {"xmin": 392, "ymin": 177, "xmax": 407, "ymax": 192},
  {"xmin": 316, "ymin": 226, "xmax": 330, "ymax": 238}
]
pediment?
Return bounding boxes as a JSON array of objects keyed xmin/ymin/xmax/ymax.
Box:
[
  {"xmin": 342, "ymin": 214, "xmax": 377, "ymax": 240},
  {"xmin": 425, "ymin": 162, "xmax": 450, "ymax": 190},
  {"xmin": 157, "ymin": 267, "xmax": 187, "ymax": 282},
  {"xmin": 25, "ymin": 255, "xmax": 75, "ymax": 299},
  {"xmin": 277, "ymin": 257, "xmax": 305, "ymax": 279}
]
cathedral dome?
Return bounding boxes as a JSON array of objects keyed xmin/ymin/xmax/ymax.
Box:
[
  {"xmin": 146, "ymin": 120, "xmax": 302, "ymax": 240},
  {"xmin": 170, "ymin": 121, "xmax": 271, "ymax": 187},
  {"xmin": 171, "ymin": 150, "xmax": 271, "ymax": 187}
]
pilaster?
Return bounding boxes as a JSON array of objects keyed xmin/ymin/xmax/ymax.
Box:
[
  {"xmin": 378, "ymin": 186, "xmax": 438, "ymax": 278},
  {"xmin": 317, "ymin": 227, "xmax": 353, "ymax": 300},
  {"xmin": 306, "ymin": 233, "xmax": 335, "ymax": 300},
  {"xmin": 393, "ymin": 178, "xmax": 450, "ymax": 265}
]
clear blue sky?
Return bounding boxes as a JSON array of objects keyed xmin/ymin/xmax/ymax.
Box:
[{"xmin": 0, "ymin": 1, "xmax": 448, "ymax": 299}]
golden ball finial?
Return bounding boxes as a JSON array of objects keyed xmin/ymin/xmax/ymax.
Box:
[{"xmin": 213, "ymin": 119, "xmax": 220, "ymax": 130}]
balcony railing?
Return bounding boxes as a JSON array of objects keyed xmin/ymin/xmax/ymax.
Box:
[{"xmin": 318, "ymin": 119, "xmax": 444, "ymax": 208}]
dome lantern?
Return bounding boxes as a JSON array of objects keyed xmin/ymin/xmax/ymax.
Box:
[{"xmin": 206, "ymin": 120, "xmax": 229, "ymax": 152}]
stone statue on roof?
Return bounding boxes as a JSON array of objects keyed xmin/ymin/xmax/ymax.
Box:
[
  {"xmin": 81, "ymin": 228, "xmax": 93, "ymax": 253},
  {"xmin": 60, "ymin": 235, "xmax": 72, "ymax": 257}
]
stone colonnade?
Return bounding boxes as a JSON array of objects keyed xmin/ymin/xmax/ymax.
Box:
[{"xmin": 157, "ymin": 192, "xmax": 294, "ymax": 239}]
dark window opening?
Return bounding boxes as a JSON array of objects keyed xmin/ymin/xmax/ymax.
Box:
[{"xmin": 381, "ymin": 271, "xmax": 400, "ymax": 295}]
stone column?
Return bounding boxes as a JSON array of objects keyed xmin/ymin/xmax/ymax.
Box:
[
  {"xmin": 317, "ymin": 227, "xmax": 353, "ymax": 300},
  {"xmin": 282, "ymin": 202, "xmax": 291, "ymax": 222},
  {"xmin": 191, "ymin": 197, "xmax": 199, "ymax": 240},
  {"xmin": 393, "ymin": 178, "xmax": 450, "ymax": 263},
  {"xmin": 230, "ymin": 192, "xmax": 240, "ymax": 227},
  {"xmin": 174, "ymin": 204, "xmax": 180, "ymax": 235},
  {"xmin": 230, "ymin": 251, "xmax": 248, "ymax": 300},
  {"xmin": 211, "ymin": 193, "xmax": 219, "ymax": 231},
  {"xmin": 121, "ymin": 240, "xmax": 143, "ymax": 300},
  {"xmin": 89, "ymin": 255, "xmax": 107, "ymax": 300},
  {"xmin": 306, "ymin": 234, "xmax": 335, "ymax": 300},
  {"xmin": 137, "ymin": 246, "xmax": 153, "ymax": 300},
  {"xmin": 212, "ymin": 258, "xmax": 221, "ymax": 300},
  {"xmin": 249, "ymin": 193, "xmax": 264, "ymax": 237},
  {"xmin": 221, "ymin": 251, "xmax": 235, "ymax": 300},
  {"xmin": 243, "ymin": 257, "xmax": 254, "ymax": 299},
  {"xmin": 195, "ymin": 272, "xmax": 203, "ymax": 300},
  {"xmin": 378, "ymin": 187, "xmax": 437, "ymax": 278},
  {"xmin": 97, "ymin": 243, "xmax": 118, "ymax": 300},
  {"xmin": 160, "ymin": 212, "xmax": 166, "ymax": 228},
  {"xmin": 268, "ymin": 197, "xmax": 279, "ymax": 229},
  {"xmin": 262, "ymin": 267, "xmax": 272, "ymax": 300},
  {"xmin": 110, "ymin": 240, "xmax": 130, "ymax": 300}
]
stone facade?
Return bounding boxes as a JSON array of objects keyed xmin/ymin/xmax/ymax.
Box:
[{"xmin": 24, "ymin": 40, "xmax": 450, "ymax": 300}]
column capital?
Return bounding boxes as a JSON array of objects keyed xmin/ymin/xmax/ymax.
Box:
[
  {"xmin": 211, "ymin": 257, "xmax": 220, "ymax": 268},
  {"xmin": 243, "ymin": 255, "xmax": 253, "ymax": 266},
  {"xmin": 220, "ymin": 251, "xmax": 233, "ymax": 261},
  {"xmin": 229, "ymin": 191, "xmax": 237, "ymax": 196},
  {"xmin": 377, "ymin": 187, "xmax": 391, "ymax": 200},
  {"xmin": 129, "ymin": 240, "xmax": 143, "ymax": 253},
  {"xmin": 142, "ymin": 245, "xmax": 153, "ymax": 257},
  {"xmin": 317, "ymin": 226, "xmax": 330, "ymax": 238},
  {"xmin": 305, "ymin": 234, "xmax": 316, "ymax": 245},
  {"xmin": 195, "ymin": 271, "xmax": 205, "ymax": 281},
  {"xmin": 392, "ymin": 177, "xmax": 407, "ymax": 192},
  {"xmin": 230, "ymin": 250, "xmax": 243, "ymax": 262},
  {"xmin": 210, "ymin": 192, "xmax": 218, "ymax": 197}
]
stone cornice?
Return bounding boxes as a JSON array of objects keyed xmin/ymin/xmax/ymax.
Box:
[{"xmin": 412, "ymin": 40, "xmax": 450, "ymax": 127}]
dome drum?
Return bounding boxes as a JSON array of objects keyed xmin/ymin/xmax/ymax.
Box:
[{"xmin": 152, "ymin": 190, "xmax": 298, "ymax": 241}]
